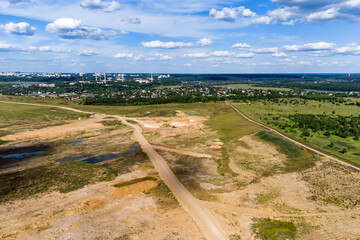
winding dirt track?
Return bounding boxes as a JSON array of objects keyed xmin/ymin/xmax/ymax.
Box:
[
  {"xmin": 0, "ymin": 101, "xmax": 228, "ymax": 240},
  {"xmin": 226, "ymin": 101, "xmax": 360, "ymax": 172}
]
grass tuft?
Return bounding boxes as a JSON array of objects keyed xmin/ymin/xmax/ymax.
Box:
[{"xmin": 252, "ymin": 218, "xmax": 297, "ymax": 240}]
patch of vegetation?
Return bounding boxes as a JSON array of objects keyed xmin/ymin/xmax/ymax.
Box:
[
  {"xmin": 101, "ymin": 120, "xmax": 126, "ymax": 129},
  {"xmin": 256, "ymin": 131, "xmax": 317, "ymax": 173},
  {"xmin": 108, "ymin": 149, "xmax": 150, "ymax": 174},
  {"xmin": 0, "ymin": 162, "xmax": 116, "ymax": 204},
  {"xmin": 229, "ymin": 234, "xmax": 242, "ymax": 240},
  {"xmin": 302, "ymin": 161, "xmax": 360, "ymax": 208},
  {"xmin": 170, "ymin": 155, "xmax": 218, "ymax": 201},
  {"xmin": 256, "ymin": 131, "xmax": 302, "ymax": 158},
  {"xmin": 146, "ymin": 180, "xmax": 178, "ymax": 206},
  {"xmin": 140, "ymin": 110, "xmax": 177, "ymax": 117},
  {"xmin": 126, "ymin": 119, "xmax": 138, "ymax": 124},
  {"xmin": 256, "ymin": 188, "xmax": 280, "ymax": 204},
  {"xmin": 252, "ymin": 218, "xmax": 297, "ymax": 240},
  {"xmin": 113, "ymin": 176, "xmax": 157, "ymax": 188},
  {"xmin": 207, "ymin": 104, "xmax": 261, "ymax": 176}
]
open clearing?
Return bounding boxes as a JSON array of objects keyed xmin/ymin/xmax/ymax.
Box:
[{"xmin": 0, "ymin": 100, "xmax": 359, "ymax": 239}]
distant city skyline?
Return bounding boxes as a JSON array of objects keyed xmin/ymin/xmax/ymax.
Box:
[{"xmin": 0, "ymin": 0, "xmax": 360, "ymax": 73}]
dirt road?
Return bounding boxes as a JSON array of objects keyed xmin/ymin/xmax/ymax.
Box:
[
  {"xmin": 1, "ymin": 101, "xmax": 228, "ymax": 240},
  {"xmin": 226, "ymin": 101, "xmax": 360, "ymax": 172}
]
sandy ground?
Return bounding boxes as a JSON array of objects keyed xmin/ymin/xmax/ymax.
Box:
[
  {"xmin": 0, "ymin": 169, "xmax": 204, "ymax": 240},
  {"xmin": 1, "ymin": 114, "xmax": 106, "ymax": 141}
]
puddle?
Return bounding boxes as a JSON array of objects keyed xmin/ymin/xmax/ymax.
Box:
[
  {"xmin": 67, "ymin": 140, "xmax": 83, "ymax": 146},
  {"xmin": 80, "ymin": 145, "xmax": 140, "ymax": 164},
  {"xmin": 57, "ymin": 154, "xmax": 93, "ymax": 163},
  {"xmin": 120, "ymin": 145, "xmax": 139, "ymax": 156},
  {"xmin": 0, "ymin": 151, "xmax": 45, "ymax": 159},
  {"xmin": 0, "ymin": 146, "xmax": 49, "ymax": 167},
  {"xmin": 80, "ymin": 153, "xmax": 120, "ymax": 164}
]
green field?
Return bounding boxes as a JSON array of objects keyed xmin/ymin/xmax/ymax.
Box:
[{"xmin": 232, "ymin": 98, "xmax": 360, "ymax": 167}]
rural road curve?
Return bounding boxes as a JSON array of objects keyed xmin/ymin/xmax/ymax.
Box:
[
  {"xmin": 1, "ymin": 101, "xmax": 228, "ymax": 240},
  {"xmin": 226, "ymin": 101, "xmax": 360, "ymax": 172}
]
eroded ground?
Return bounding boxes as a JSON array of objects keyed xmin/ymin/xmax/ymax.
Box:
[{"xmin": 1, "ymin": 102, "xmax": 360, "ymax": 240}]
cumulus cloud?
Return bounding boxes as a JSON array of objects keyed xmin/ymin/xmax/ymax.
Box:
[
  {"xmin": 141, "ymin": 40, "xmax": 193, "ymax": 49},
  {"xmin": 252, "ymin": 16, "xmax": 272, "ymax": 24},
  {"xmin": 232, "ymin": 43, "xmax": 251, "ymax": 48},
  {"xmin": 272, "ymin": 52, "xmax": 288, "ymax": 57},
  {"xmin": 282, "ymin": 42, "xmax": 336, "ymax": 51},
  {"xmin": 209, "ymin": 6, "xmax": 256, "ymax": 22},
  {"xmin": 335, "ymin": 43, "xmax": 360, "ymax": 55},
  {"xmin": 46, "ymin": 18, "xmax": 117, "ymax": 40},
  {"xmin": 113, "ymin": 53, "xmax": 134, "ymax": 58},
  {"xmin": 253, "ymin": 47, "xmax": 279, "ymax": 53},
  {"xmin": 0, "ymin": 43, "xmax": 15, "ymax": 51},
  {"xmin": 78, "ymin": 50, "xmax": 97, "ymax": 56},
  {"xmin": 210, "ymin": 51, "xmax": 234, "ymax": 56},
  {"xmin": 145, "ymin": 53, "xmax": 173, "ymax": 61},
  {"xmin": 121, "ymin": 17, "xmax": 141, "ymax": 24},
  {"xmin": 0, "ymin": 22, "xmax": 36, "ymax": 35},
  {"xmin": 80, "ymin": 0, "xmax": 121, "ymax": 12},
  {"xmin": 236, "ymin": 52, "xmax": 255, "ymax": 58},
  {"xmin": 184, "ymin": 53, "xmax": 209, "ymax": 58},
  {"xmin": 306, "ymin": 8, "xmax": 339, "ymax": 22},
  {"xmin": 197, "ymin": 38, "xmax": 212, "ymax": 46}
]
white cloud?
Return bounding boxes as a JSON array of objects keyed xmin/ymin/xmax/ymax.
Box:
[
  {"xmin": 121, "ymin": 17, "xmax": 141, "ymax": 24},
  {"xmin": 184, "ymin": 53, "xmax": 209, "ymax": 58},
  {"xmin": 236, "ymin": 52, "xmax": 255, "ymax": 58},
  {"xmin": 209, "ymin": 6, "xmax": 256, "ymax": 22},
  {"xmin": 253, "ymin": 47, "xmax": 279, "ymax": 53},
  {"xmin": 0, "ymin": 22, "xmax": 36, "ymax": 35},
  {"xmin": 78, "ymin": 50, "xmax": 97, "ymax": 56},
  {"xmin": 272, "ymin": 52, "xmax": 288, "ymax": 57},
  {"xmin": 80, "ymin": 0, "xmax": 121, "ymax": 12},
  {"xmin": 0, "ymin": 43, "xmax": 15, "ymax": 51},
  {"xmin": 141, "ymin": 40, "xmax": 193, "ymax": 49},
  {"xmin": 252, "ymin": 16, "xmax": 272, "ymax": 24},
  {"xmin": 282, "ymin": 42, "xmax": 335, "ymax": 51},
  {"xmin": 335, "ymin": 43, "xmax": 360, "ymax": 55},
  {"xmin": 197, "ymin": 38, "xmax": 212, "ymax": 46},
  {"xmin": 46, "ymin": 18, "xmax": 117, "ymax": 40},
  {"xmin": 113, "ymin": 53, "xmax": 134, "ymax": 58},
  {"xmin": 298, "ymin": 61, "xmax": 311, "ymax": 65},
  {"xmin": 145, "ymin": 53, "xmax": 173, "ymax": 61},
  {"xmin": 232, "ymin": 43, "xmax": 251, "ymax": 48},
  {"xmin": 210, "ymin": 51, "xmax": 234, "ymax": 56},
  {"xmin": 306, "ymin": 8, "xmax": 339, "ymax": 22}
]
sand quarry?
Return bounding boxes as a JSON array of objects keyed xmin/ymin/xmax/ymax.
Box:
[{"xmin": 0, "ymin": 110, "xmax": 360, "ymax": 239}]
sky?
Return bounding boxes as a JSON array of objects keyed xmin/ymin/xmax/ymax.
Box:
[{"xmin": 0, "ymin": 0, "xmax": 359, "ymax": 73}]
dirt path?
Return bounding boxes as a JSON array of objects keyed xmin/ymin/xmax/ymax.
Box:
[
  {"xmin": 226, "ymin": 101, "xmax": 360, "ymax": 172},
  {"xmin": 152, "ymin": 145, "xmax": 215, "ymax": 159},
  {"xmin": 1, "ymin": 101, "xmax": 228, "ymax": 240}
]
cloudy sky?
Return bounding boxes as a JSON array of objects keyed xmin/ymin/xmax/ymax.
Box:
[{"xmin": 0, "ymin": 0, "xmax": 359, "ymax": 73}]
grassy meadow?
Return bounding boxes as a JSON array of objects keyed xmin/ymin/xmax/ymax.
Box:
[{"xmin": 233, "ymin": 99, "xmax": 360, "ymax": 167}]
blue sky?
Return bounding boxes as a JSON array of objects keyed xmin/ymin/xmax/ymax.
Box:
[{"xmin": 0, "ymin": 0, "xmax": 359, "ymax": 73}]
